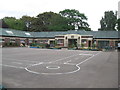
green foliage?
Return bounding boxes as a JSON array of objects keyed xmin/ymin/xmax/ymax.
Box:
[
  {"xmin": 30, "ymin": 43, "xmax": 49, "ymax": 48},
  {"xmin": 20, "ymin": 15, "xmax": 35, "ymax": 31},
  {"xmin": 81, "ymin": 43, "xmax": 85, "ymax": 48},
  {"xmin": 0, "ymin": 19, "xmax": 9, "ymax": 28},
  {"xmin": 87, "ymin": 47, "xmax": 91, "ymax": 50},
  {"xmin": 31, "ymin": 12, "xmax": 72, "ymax": 31},
  {"xmin": 117, "ymin": 18, "xmax": 120, "ymax": 31},
  {"xmin": 2, "ymin": 9, "xmax": 91, "ymax": 31},
  {"xmin": 4, "ymin": 42, "xmax": 19, "ymax": 47},
  {"xmin": 3, "ymin": 17, "xmax": 26, "ymax": 30},
  {"xmin": 68, "ymin": 44, "xmax": 76, "ymax": 48},
  {"xmin": 59, "ymin": 9, "xmax": 91, "ymax": 30},
  {"xmin": 99, "ymin": 11, "xmax": 117, "ymax": 31},
  {"xmin": 92, "ymin": 43, "xmax": 96, "ymax": 49}
]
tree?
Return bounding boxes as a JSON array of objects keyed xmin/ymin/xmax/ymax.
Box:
[
  {"xmin": 31, "ymin": 12, "xmax": 71, "ymax": 31},
  {"xmin": 0, "ymin": 19, "xmax": 9, "ymax": 28},
  {"xmin": 99, "ymin": 11, "xmax": 117, "ymax": 31},
  {"xmin": 3, "ymin": 17, "xmax": 25, "ymax": 30},
  {"xmin": 117, "ymin": 18, "xmax": 120, "ymax": 31},
  {"xmin": 47, "ymin": 13, "xmax": 72, "ymax": 31},
  {"xmin": 30, "ymin": 12, "xmax": 55, "ymax": 32},
  {"xmin": 59, "ymin": 9, "xmax": 91, "ymax": 31},
  {"xmin": 20, "ymin": 15, "xmax": 35, "ymax": 31},
  {"xmin": 1, "ymin": 10, "xmax": 91, "ymax": 31}
]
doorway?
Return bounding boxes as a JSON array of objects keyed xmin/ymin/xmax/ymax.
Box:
[
  {"xmin": 68, "ymin": 39, "xmax": 77, "ymax": 47},
  {"xmin": 88, "ymin": 41, "xmax": 91, "ymax": 47}
]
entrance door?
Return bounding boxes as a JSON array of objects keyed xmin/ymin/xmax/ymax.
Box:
[
  {"xmin": 50, "ymin": 41, "xmax": 55, "ymax": 47},
  {"xmin": 68, "ymin": 39, "xmax": 77, "ymax": 47},
  {"xmin": 88, "ymin": 41, "xmax": 91, "ymax": 47}
]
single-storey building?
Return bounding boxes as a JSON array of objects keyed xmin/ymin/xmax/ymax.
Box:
[{"xmin": 0, "ymin": 28, "xmax": 120, "ymax": 49}]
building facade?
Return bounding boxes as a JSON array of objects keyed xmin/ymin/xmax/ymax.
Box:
[{"xmin": 0, "ymin": 28, "xmax": 120, "ymax": 49}]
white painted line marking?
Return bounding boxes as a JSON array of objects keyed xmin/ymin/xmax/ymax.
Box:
[
  {"xmin": 77, "ymin": 52, "xmax": 101, "ymax": 65},
  {"xmin": 2, "ymin": 58, "xmax": 39, "ymax": 63},
  {"xmin": 46, "ymin": 66, "xmax": 60, "ymax": 69},
  {"xmin": 12, "ymin": 62, "xmax": 22, "ymax": 64},
  {"xmin": 25, "ymin": 52, "xmax": 101, "ymax": 75},
  {"xmin": 50, "ymin": 52, "xmax": 86, "ymax": 63},
  {"xmin": 0, "ymin": 64, "xmax": 24, "ymax": 69},
  {"xmin": 25, "ymin": 64, "xmax": 81, "ymax": 75},
  {"xmin": 79, "ymin": 54, "xmax": 93, "ymax": 56},
  {"xmin": 2, "ymin": 50, "xmax": 102, "ymax": 75}
]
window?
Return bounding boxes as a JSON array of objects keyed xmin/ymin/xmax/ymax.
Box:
[
  {"xmin": 82, "ymin": 39, "xmax": 87, "ymax": 44},
  {"xmin": 98, "ymin": 41, "xmax": 109, "ymax": 49},
  {"xmin": 94, "ymin": 40, "xmax": 96, "ymax": 44},
  {"xmin": 40, "ymin": 40, "xmax": 48, "ymax": 43},
  {"xmin": 55, "ymin": 36, "xmax": 64, "ymax": 38},
  {"xmin": 0, "ymin": 39, "xmax": 4, "ymax": 42},
  {"xmin": 29, "ymin": 40, "xmax": 33, "ymax": 43},
  {"xmin": 57, "ymin": 39, "xmax": 64, "ymax": 44},
  {"xmin": 71, "ymin": 36, "xmax": 74, "ymax": 39},
  {"xmin": 81, "ymin": 36, "xmax": 93, "ymax": 38},
  {"xmin": 40, "ymin": 40, "xmax": 43, "ymax": 43},
  {"xmin": 20, "ymin": 40, "xmax": 25, "ymax": 43},
  {"xmin": 35, "ymin": 40, "xmax": 37, "ymax": 43},
  {"xmin": 10, "ymin": 39, "xmax": 15, "ymax": 42}
]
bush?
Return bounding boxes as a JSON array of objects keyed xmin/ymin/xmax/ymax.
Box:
[
  {"xmin": 68, "ymin": 44, "xmax": 76, "ymax": 48},
  {"xmin": 92, "ymin": 43, "xmax": 96, "ymax": 49},
  {"xmin": 81, "ymin": 43, "xmax": 85, "ymax": 49},
  {"xmin": 45, "ymin": 44, "xmax": 50, "ymax": 48},
  {"xmin": 87, "ymin": 47, "xmax": 91, "ymax": 50}
]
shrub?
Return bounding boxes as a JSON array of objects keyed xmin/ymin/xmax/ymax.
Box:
[{"xmin": 81, "ymin": 43, "xmax": 85, "ymax": 48}]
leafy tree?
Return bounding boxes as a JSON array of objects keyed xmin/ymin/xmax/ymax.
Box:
[
  {"xmin": 47, "ymin": 13, "xmax": 72, "ymax": 31},
  {"xmin": 59, "ymin": 9, "xmax": 91, "ymax": 31},
  {"xmin": 99, "ymin": 11, "xmax": 117, "ymax": 31},
  {"xmin": 1, "ymin": 10, "xmax": 91, "ymax": 31},
  {"xmin": 20, "ymin": 15, "xmax": 35, "ymax": 31},
  {"xmin": 30, "ymin": 12, "xmax": 52, "ymax": 32},
  {"xmin": 117, "ymin": 18, "xmax": 120, "ymax": 31},
  {"xmin": 31, "ymin": 12, "xmax": 71, "ymax": 31},
  {"xmin": 3, "ymin": 17, "xmax": 25, "ymax": 30},
  {"xmin": 0, "ymin": 19, "xmax": 9, "ymax": 28}
]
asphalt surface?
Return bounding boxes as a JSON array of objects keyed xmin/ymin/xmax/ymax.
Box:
[{"xmin": 1, "ymin": 48, "xmax": 118, "ymax": 88}]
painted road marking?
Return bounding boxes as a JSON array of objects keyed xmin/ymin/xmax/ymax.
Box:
[
  {"xmin": 2, "ymin": 58, "xmax": 39, "ymax": 63},
  {"xmin": 2, "ymin": 51, "xmax": 101, "ymax": 75},
  {"xmin": 25, "ymin": 52, "xmax": 101, "ymax": 75},
  {"xmin": 0, "ymin": 64, "xmax": 24, "ymax": 69},
  {"xmin": 46, "ymin": 66, "xmax": 60, "ymax": 69},
  {"xmin": 12, "ymin": 62, "xmax": 23, "ymax": 65}
]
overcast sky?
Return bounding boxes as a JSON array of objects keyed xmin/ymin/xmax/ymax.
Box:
[{"xmin": 0, "ymin": 0, "xmax": 119, "ymax": 31}]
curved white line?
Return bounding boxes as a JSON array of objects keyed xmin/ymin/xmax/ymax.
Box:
[
  {"xmin": 25, "ymin": 64, "xmax": 80, "ymax": 75},
  {"xmin": 24, "ymin": 51, "xmax": 101, "ymax": 75},
  {"xmin": 46, "ymin": 66, "xmax": 60, "ymax": 69}
]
